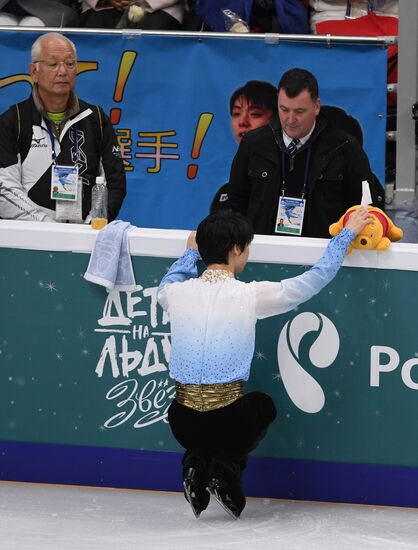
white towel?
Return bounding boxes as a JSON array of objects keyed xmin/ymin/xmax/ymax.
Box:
[{"xmin": 84, "ymin": 220, "xmax": 136, "ymax": 291}]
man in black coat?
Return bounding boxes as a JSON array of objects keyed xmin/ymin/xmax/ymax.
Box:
[{"xmin": 228, "ymin": 68, "xmax": 383, "ymax": 238}]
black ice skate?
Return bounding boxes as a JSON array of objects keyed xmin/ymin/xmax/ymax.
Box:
[
  {"xmin": 183, "ymin": 467, "xmax": 210, "ymax": 518},
  {"xmin": 207, "ymin": 477, "xmax": 245, "ymax": 519}
]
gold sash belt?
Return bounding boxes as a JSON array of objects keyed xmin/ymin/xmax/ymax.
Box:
[{"xmin": 175, "ymin": 381, "xmax": 243, "ymax": 412}]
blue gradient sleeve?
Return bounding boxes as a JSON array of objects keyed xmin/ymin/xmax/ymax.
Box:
[
  {"xmin": 157, "ymin": 248, "xmax": 201, "ymax": 297},
  {"xmin": 280, "ymin": 227, "xmax": 355, "ymax": 303}
]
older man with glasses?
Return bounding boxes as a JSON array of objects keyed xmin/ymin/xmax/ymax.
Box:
[{"xmin": 0, "ymin": 32, "xmax": 126, "ymax": 223}]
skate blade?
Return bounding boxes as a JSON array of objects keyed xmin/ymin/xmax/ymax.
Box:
[
  {"xmin": 183, "ymin": 480, "xmax": 201, "ymax": 519},
  {"xmin": 208, "ymin": 482, "xmax": 240, "ymax": 520}
]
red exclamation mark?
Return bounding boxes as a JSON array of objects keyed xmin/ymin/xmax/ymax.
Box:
[
  {"xmin": 187, "ymin": 113, "xmax": 214, "ymax": 180},
  {"xmin": 110, "ymin": 51, "xmax": 137, "ymax": 125}
]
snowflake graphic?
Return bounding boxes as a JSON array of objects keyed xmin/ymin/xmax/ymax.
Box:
[
  {"xmin": 255, "ymin": 350, "xmax": 266, "ymax": 360},
  {"xmin": 368, "ymin": 297, "xmax": 377, "ymax": 305},
  {"xmin": 45, "ymin": 282, "xmax": 58, "ymax": 292},
  {"xmin": 81, "ymin": 349, "xmax": 90, "ymax": 356},
  {"xmin": 272, "ymin": 372, "xmax": 281, "ymax": 381},
  {"xmin": 56, "ymin": 353, "xmax": 63, "ymax": 361}
]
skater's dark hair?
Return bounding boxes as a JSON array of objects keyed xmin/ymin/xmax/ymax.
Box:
[
  {"xmin": 229, "ymin": 80, "xmax": 278, "ymax": 116},
  {"xmin": 278, "ymin": 68, "xmax": 319, "ymax": 101},
  {"xmin": 196, "ymin": 210, "xmax": 254, "ymax": 265}
]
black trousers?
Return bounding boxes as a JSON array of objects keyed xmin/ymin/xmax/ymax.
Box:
[{"xmin": 168, "ymin": 391, "xmax": 277, "ymax": 484}]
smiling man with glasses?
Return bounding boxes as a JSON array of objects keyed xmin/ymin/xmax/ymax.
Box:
[{"xmin": 0, "ymin": 32, "xmax": 126, "ymax": 223}]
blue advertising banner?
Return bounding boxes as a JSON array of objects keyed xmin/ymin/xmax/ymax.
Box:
[{"xmin": 0, "ymin": 30, "xmax": 387, "ymax": 230}]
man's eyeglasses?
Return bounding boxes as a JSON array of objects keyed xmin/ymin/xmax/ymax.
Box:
[{"xmin": 34, "ymin": 60, "xmax": 77, "ymax": 71}]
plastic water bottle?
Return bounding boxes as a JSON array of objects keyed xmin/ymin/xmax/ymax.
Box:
[{"xmin": 91, "ymin": 176, "xmax": 108, "ymax": 230}]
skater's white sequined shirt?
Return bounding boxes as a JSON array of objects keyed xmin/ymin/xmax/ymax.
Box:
[{"xmin": 157, "ymin": 228, "xmax": 354, "ymax": 385}]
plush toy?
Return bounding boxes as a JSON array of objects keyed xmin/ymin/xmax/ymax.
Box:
[{"xmin": 329, "ymin": 205, "xmax": 403, "ymax": 254}]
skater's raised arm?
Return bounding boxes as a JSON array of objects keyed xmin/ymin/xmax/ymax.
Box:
[
  {"xmin": 254, "ymin": 206, "xmax": 373, "ymax": 319},
  {"xmin": 157, "ymin": 232, "xmax": 200, "ymax": 310}
]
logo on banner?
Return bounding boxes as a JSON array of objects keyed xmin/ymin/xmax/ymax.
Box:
[
  {"xmin": 93, "ymin": 285, "xmax": 175, "ymax": 430},
  {"xmin": 277, "ymin": 312, "xmax": 339, "ymax": 414}
]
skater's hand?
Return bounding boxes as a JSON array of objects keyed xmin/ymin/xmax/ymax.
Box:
[
  {"xmin": 345, "ymin": 206, "xmax": 374, "ymax": 236},
  {"xmin": 186, "ymin": 231, "xmax": 198, "ymax": 250}
]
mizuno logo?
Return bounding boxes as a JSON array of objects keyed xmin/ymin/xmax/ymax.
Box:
[{"xmin": 31, "ymin": 136, "xmax": 48, "ymax": 148}]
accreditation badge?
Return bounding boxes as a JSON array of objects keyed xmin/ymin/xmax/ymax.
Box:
[
  {"xmin": 51, "ymin": 164, "xmax": 78, "ymax": 201},
  {"xmin": 275, "ymin": 195, "xmax": 306, "ymax": 236},
  {"xmin": 55, "ymin": 177, "xmax": 83, "ymax": 223}
]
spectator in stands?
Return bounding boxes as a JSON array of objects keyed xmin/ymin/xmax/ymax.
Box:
[
  {"xmin": 309, "ymin": 0, "xmax": 398, "ymax": 34},
  {"xmin": 0, "ymin": 32, "xmax": 126, "ymax": 222},
  {"xmin": 194, "ymin": 0, "xmax": 309, "ymax": 33},
  {"xmin": 0, "ymin": 0, "xmax": 77, "ymax": 26},
  {"xmin": 228, "ymin": 67, "xmax": 382, "ymax": 238},
  {"xmin": 72, "ymin": 0, "xmax": 185, "ymax": 29},
  {"xmin": 210, "ymin": 80, "xmax": 277, "ymax": 212}
]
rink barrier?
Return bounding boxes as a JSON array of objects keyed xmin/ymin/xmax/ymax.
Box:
[
  {"xmin": 1, "ymin": 222, "xmax": 418, "ymax": 507},
  {"xmin": 1, "ymin": 441, "xmax": 417, "ymax": 508}
]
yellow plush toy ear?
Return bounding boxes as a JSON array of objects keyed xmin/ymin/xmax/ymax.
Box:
[
  {"xmin": 329, "ymin": 218, "xmax": 344, "ymax": 237},
  {"xmin": 386, "ymin": 219, "xmax": 403, "ymax": 242},
  {"xmin": 369, "ymin": 208, "xmax": 403, "ymax": 243},
  {"xmin": 329, "ymin": 222, "xmax": 340, "ymax": 237}
]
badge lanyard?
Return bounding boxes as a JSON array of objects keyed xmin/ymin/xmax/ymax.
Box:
[
  {"xmin": 275, "ymin": 144, "xmax": 312, "ymax": 236},
  {"xmin": 49, "ymin": 123, "xmax": 80, "ymax": 204},
  {"xmin": 46, "ymin": 123, "xmax": 79, "ymax": 165},
  {"xmin": 280, "ymin": 143, "xmax": 312, "ymax": 199}
]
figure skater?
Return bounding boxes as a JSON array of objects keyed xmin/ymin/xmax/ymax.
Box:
[{"xmin": 157, "ymin": 206, "xmax": 372, "ymax": 518}]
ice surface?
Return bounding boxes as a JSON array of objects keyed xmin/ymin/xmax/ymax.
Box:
[{"xmin": 0, "ymin": 481, "xmax": 417, "ymax": 550}]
